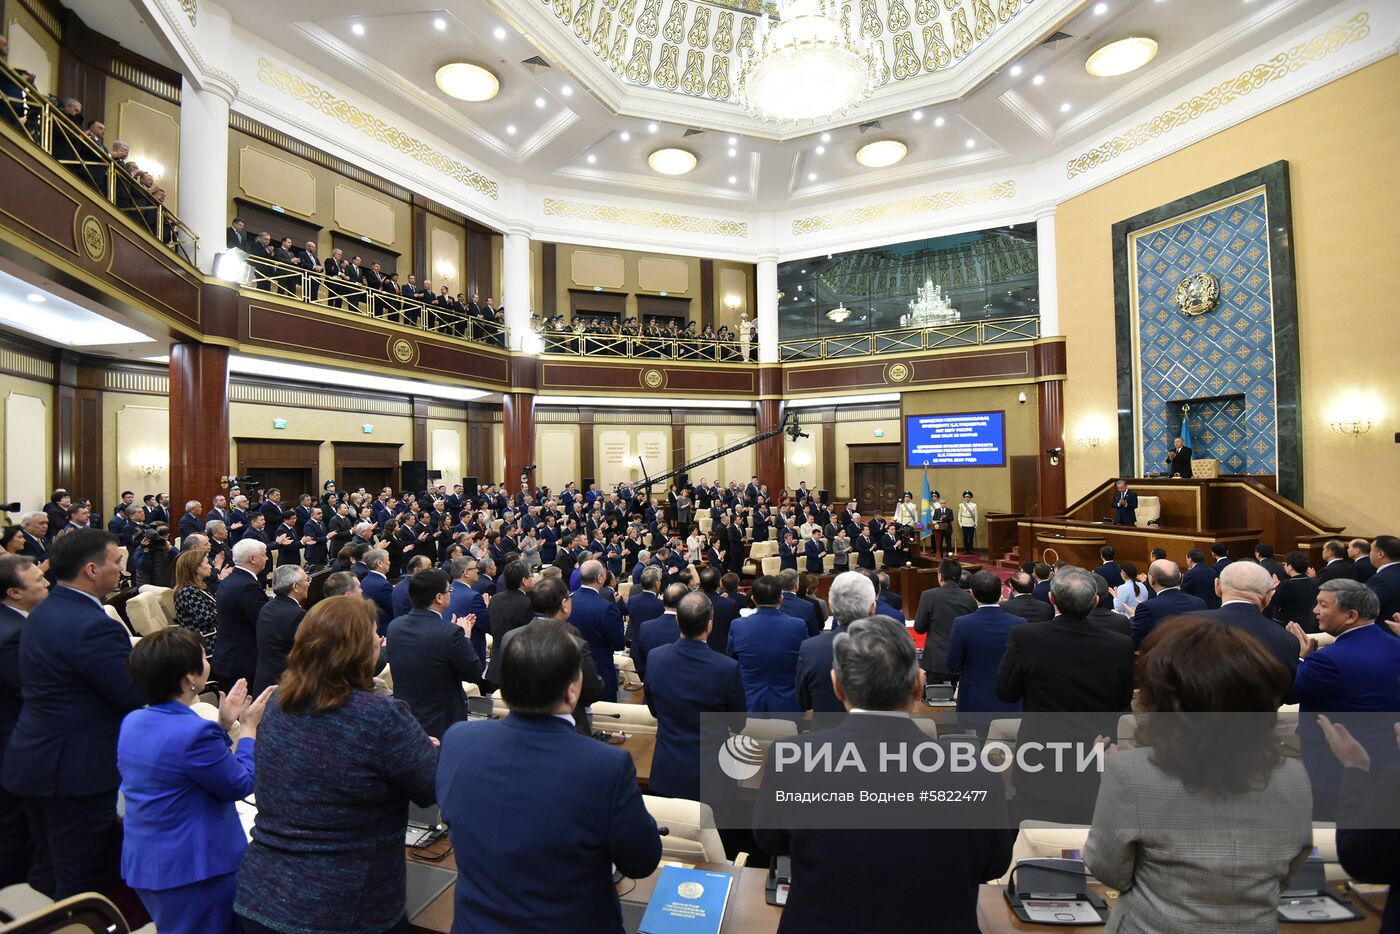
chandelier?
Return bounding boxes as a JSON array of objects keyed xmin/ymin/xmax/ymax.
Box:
[
  {"xmin": 901, "ymin": 279, "xmax": 961, "ymax": 328},
  {"xmin": 826, "ymin": 303, "xmax": 852, "ymax": 323},
  {"xmin": 738, "ymin": 0, "xmax": 877, "ymax": 123}
]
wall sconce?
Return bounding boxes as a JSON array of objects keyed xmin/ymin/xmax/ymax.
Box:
[
  {"xmin": 791, "ymin": 451, "xmax": 812, "ymax": 467},
  {"xmin": 139, "ymin": 464, "xmax": 162, "ymax": 477},
  {"xmin": 436, "ymin": 262, "xmax": 456, "ymax": 280},
  {"xmin": 724, "ymin": 294, "xmax": 741, "ymax": 311},
  {"xmin": 1327, "ymin": 392, "xmax": 1380, "ymax": 436},
  {"xmin": 1077, "ymin": 436, "xmax": 1101, "ymax": 448},
  {"xmin": 1330, "ymin": 419, "xmax": 1372, "ymax": 436}
]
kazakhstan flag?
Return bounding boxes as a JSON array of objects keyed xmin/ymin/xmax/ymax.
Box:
[
  {"xmin": 1179, "ymin": 405, "xmax": 1193, "ymax": 451},
  {"xmin": 920, "ymin": 467, "xmax": 933, "ymax": 532}
]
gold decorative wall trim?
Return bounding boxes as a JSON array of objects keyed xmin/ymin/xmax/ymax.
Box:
[
  {"xmin": 835, "ymin": 405, "xmax": 901, "ymax": 422},
  {"xmin": 590, "ymin": 411, "xmax": 676, "ymax": 425},
  {"xmin": 0, "ymin": 345, "xmax": 54, "ymax": 381},
  {"xmin": 104, "ymin": 369, "xmax": 168, "ymax": 394},
  {"xmin": 791, "ymin": 180, "xmax": 1017, "ymax": 235},
  {"xmin": 678, "ymin": 412, "xmax": 752, "ymax": 425},
  {"xmin": 180, "ymin": 0, "xmax": 196, "ymax": 26},
  {"xmin": 15, "ymin": 0, "xmax": 59, "ymax": 39},
  {"xmin": 256, "ymin": 59, "xmax": 499, "ymax": 201},
  {"xmin": 427, "ymin": 403, "xmax": 468, "ymax": 420},
  {"xmin": 109, "ymin": 59, "xmax": 182, "ymax": 103},
  {"xmin": 543, "ymin": 197, "xmax": 748, "ymax": 239},
  {"xmin": 230, "ymin": 380, "xmax": 412, "ymax": 416},
  {"xmin": 1066, "ymin": 12, "xmax": 1371, "ymax": 179}
]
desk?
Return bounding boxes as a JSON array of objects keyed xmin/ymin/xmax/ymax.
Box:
[
  {"xmin": 409, "ymin": 847, "xmax": 781, "ymax": 934},
  {"xmin": 975, "ymin": 882, "xmax": 1385, "ymax": 933}
]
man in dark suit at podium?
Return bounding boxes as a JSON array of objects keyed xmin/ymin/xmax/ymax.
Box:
[
  {"xmin": 1164, "ymin": 437, "xmax": 1193, "ymax": 478},
  {"xmin": 1111, "ymin": 479, "xmax": 1138, "ymax": 526}
]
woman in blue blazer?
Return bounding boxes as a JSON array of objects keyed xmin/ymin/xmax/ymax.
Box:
[{"xmin": 118, "ymin": 627, "xmax": 273, "ymax": 934}]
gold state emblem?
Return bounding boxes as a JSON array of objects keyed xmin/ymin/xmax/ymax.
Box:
[
  {"xmin": 80, "ymin": 216, "xmax": 106, "ymax": 261},
  {"xmin": 676, "ymin": 881, "xmax": 705, "ymax": 899},
  {"xmin": 1172, "ymin": 272, "xmax": 1219, "ymax": 317},
  {"xmin": 886, "ymin": 362, "xmax": 911, "ymax": 383},
  {"xmin": 390, "ymin": 339, "xmax": 415, "ymax": 363},
  {"xmin": 642, "ymin": 368, "xmax": 666, "ymax": 389}
]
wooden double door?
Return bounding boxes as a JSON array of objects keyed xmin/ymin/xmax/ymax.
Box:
[{"xmin": 849, "ymin": 443, "xmax": 903, "ymax": 518}]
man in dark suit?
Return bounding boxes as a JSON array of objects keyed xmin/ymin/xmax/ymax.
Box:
[
  {"xmin": 272, "ymin": 510, "xmax": 300, "ymax": 568},
  {"xmin": 1347, "ymin": 538, "xmax": 1376, "ymax": 583},
  {"xmin": 913, "ymin": 558, "xmax": 977, "ymax": 687},
  {"xmin": 1182, "ymin": 548, "xmax": 1220, "ymax": 608},
  {"xmin": 447, "ymin": 556, "xmax": 491, "ymax": 667},
  {"xmin": 1270, "ymin": 551, "xmax": 1320, "ymax": 631},
  {"xmin": 1088, "ymin": 574, "xmax": 1133, "ymax": 639},
  {"xmin": 226, "ymin": 218, "xmax": 246, "ymax": 250},
  {"xmin": 996, "ymin": 567, "xmax": 1135, "ymax": 824},
  {"xmin": 1001, "ymin": 571, "xmax": 1053, "ymax": 623},
  {"xmin": 1111, "ymin": 479, "xmax": 1139, "ymax": 526},
  {"xmin": 1255, "ymin": 543, "xmax": 1284, "ymax": 582},
  {"xmin": 632, "ymin": 581, "xmax": 685, "ymax": 682},
  {"xmin": 359, "ymin": 549, "xmax": 394, "ymax": 635},
  {"xmin": 625, "ymin": 565, "xmax": 664, "ymax": 645},
  {"xmin": 1031, "ymin": 563, "xmax": 1053, "ymax": 604},
  {"xmin": 436, "ymin": 620, "xmax": 660, "ymax": 931},
  {"xmin": 1200, "ymin": 561, "xmax": 1297, "ymax": 677},
  {"xmin": 948, "ymin": 571, "xmax": 1027, "ymax": 736},
  {"xmin": 0, "ymin": 531, "xmax": 142, "ymax": 899},
  {"xmin": 392, "ymin": 555, "xmax": 433, "ymax": 622},
  {"xmin": 386, "ymin": 569, "xmax": 482, "ymax": 740},
  {"xmin": 756, "ymin": 614, "xmax": 1014, "ymax": 933},
  {"xmin": 569, "ymin": 560, "xmax": 626, "ymax": 702},
  {"xmin": 1130, "ymin": 559, "xmax": 1207, "ymax": 647},
  {"xmin": 797, "ymin": 571, "xmax": 876, "ymax": 715},
  {"xmin": 727, "ymin": 575, "xmax": 807, "ymax": 713},
  {"xmin": 0, "ymin": 555, "xmax": 48, "ymax": 886},
  {"xmin": 1315, "ymin": 539, "xmax": 1358, "ymax": 584},
  {"xmin": 779, "ymin": 568, "xmax": 822, "ymax": 637},
  {"xmin": 644, "ymin": 591, "xmax": 746, "ymax": 800},
  {"xmin": 245, "ymin": 232, "xmax": 275, "ymax": 291},
  {"xmin": 489, "ymin": 577, "xmax": 603, "ymax": 731},
  {"xmin": 1094, "ymin": 545, "xmax": 1123, "ymax": 590},
  {"xmin": 1365, "ymin": 535, "xmax": 1400, "ymax": 624},
  {"xmin": 698, "ymin": 565, "xmax": 739, "ymax": 653},
  {"xmin": 720, "ymin": 513, "xmax": 744, "ymax": 576},
  {"xmin": 299, "ymin": 505, "xmax": 327, "ymax": 567},
  {"xmin": 252, "ymin": 565, "xmax": 307, "ymax": 695},
  {"xmin": 18, "ymin": 513, "xmax": 49, "ymax": 567},
  {"xmin": 1164, "ymin": 436, "xmax": 1193, "ymax": 478},
  {"xmin": 212, "ymin": 538, "xmax": 270, "ymax": 689},
  {"xmin": 177, "ymin": 499, "xmax": 203, "ymax": 542},
  {"xmin": 487, "ymin": 560, "xmax": 534, "ymax": 653},
  {"xmin": 1209, "ymin": 542, "xmax": 1232, "ymax": 574}
]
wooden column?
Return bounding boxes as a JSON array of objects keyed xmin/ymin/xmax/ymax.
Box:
[
  {"xmin": 1038, "ymin": 379, "xmax": 1067, "ymax": 517},
  {"xmin": 504, "ymin": 356, "xmax": 538, "ymax": 493},
  {"xmin": 578, "ymin": 409, "xmax": 596, "ymax": 486},
  {"xmin": 820, "ymin": 408, "xmax": 837, "ymax": 497},
  {"xmin": 755, "ymin": 365, "xmax": 784, "ymax": 495},
  {"xmin": 411, "ymin": 396, "xmax": 430, "ymax": 462},
  {"xmin": 466, "ymin": 403, "xmax": 492, "ymax": 485},
  {"xmin": 169, "ymin": 342, "xmax": 229, "ymax": 532},
  {"xmin": 53, "ymin": 352, "xmax": 102, "ymax": 505},
  {"xmin": 541, "ymin": 243, "xmax": 557, "ymax": 317},
  {"xmin": 410, "ymin": 195, "xmax": 428, "ymax": 280},
  {"xmin": 699, "ymin": 259, "xmax": 714, "ymax": 330},
  {"xmin": 670, "ymin": 410, "xmax": 686, "ymax": 482}
]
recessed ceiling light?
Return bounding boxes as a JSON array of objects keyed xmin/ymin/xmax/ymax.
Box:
[
  {"xmin": 1093, "ymin": 1, "xmax": 1108, "ymax": 13},
  {"xmin": 647, "ymin": 147, "xmax": 697, "ymax": 175},
  {"xmin": 433, "ymin": 17, "xmax": 446, "ymax": 31},
  {"xmin": 1032, "ymin": 73, "xmax": 1045, "ymax": 85},
  {"xmin": 1060, "ymin": 102, "xmax": 1072, "ymax": 113},
  {"xmin": 912, "ymin": 110, "xmax": 923, "ymax": 121},
  {"xmin": 587, "ymin": 154, "xmax": 597, "ymax": 164},
  {"xmin": 815, "ymin": 145, "xmax": 825, "ymax": 154},
  {"xmin": 820, "ymin": 132, "xmax": 831, "ymax": 142},
  {"xmin": 535, "ymin": 97, "xmax": 546, "ymax": 108},
  {"xmin": 561, "ymin": 84, "xmax": 573, "ymax": 96},
  {"xmin": 647, "ymin": 122, "xmax": 658, "ymax": 133},
  {"xmin": 620, "ymin": 131, "xmax": 631, "ymax": 141},
  {"xmin": 26, "ymin": 293, "xmax": 45, "ymax": 303},
  {"xmin": 1010, "ymin": 64, "xmax": 1022, "ymax": 76},
  {"xmin": 506, "ymin": 124, "xmax": 517, "ymax": 135},
  {"xmin": 351, "ymin": 22, "xmax": 365, "ymax": 36},
  {"xmin": 727, "ymin": 136, "xmax": 737, "ymax": 145},
  {"xmin": 855, "ymin": 138, "xmax": 907, "ymax": 168},
  {"xmin": 728, "ymin": 147, "xmax": 737, "ymax": 157},
  {"xmin": 434, "ymin": 62, "xmax": 500, "ymax": 101},
  {"xmin": 728, "ymin": 175, "xmax": 737, "ymax": 183},
  {"xmin": 807, "ymin": 172, "xmax": 817, "ymax": 181},
  {"xmin": 934, "ymin": 116, "xmax": 945, "ymax": 127},
  {"xmin": 965, "ymin": 139, "xmax": 975, "ymax": 148},
  {"xmin": 493, "ymin": 26, "xmax": 506, "ymax": 39},
  {"xmin": 1085, "ymin": 36, "xmax": 1159, "ymax": 77}
]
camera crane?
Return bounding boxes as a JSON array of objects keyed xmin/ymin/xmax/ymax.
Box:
[{"xmin": 632, "ymin": 409, "xmax": 807, "ymax": 500}]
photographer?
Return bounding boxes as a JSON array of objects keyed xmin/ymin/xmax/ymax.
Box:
[{"xmin": 129, "ymin": 522, "xmax": 174, "ymax": 588}]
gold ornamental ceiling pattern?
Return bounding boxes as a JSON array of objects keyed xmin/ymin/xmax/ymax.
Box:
[
  {"xmin": 791, "ymin": 178, "xmax": 1016, "ymax": 234},
  {"xmin": 541, "ymin": 0, "xmax": 1033, "ymax": 106}
]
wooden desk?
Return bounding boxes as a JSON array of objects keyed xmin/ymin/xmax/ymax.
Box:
[
  {"xmin": 1016, "ymin": 518, "xmax": 1262, "ymax": 569},
  {"xmin": 409, "ymin": 847, "xmax": 781, "ymax": 934},
  {"xmin": 976, "ymin": 882, "xmax": 1384, "ymax": 932}
]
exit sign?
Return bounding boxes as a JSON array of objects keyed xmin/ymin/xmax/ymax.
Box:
[{"xmin": 273, "ymin": 418, "xmax": 287, "ymax": 430}]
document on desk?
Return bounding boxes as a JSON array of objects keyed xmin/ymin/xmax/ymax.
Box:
[
  {"xmin": 638, "ymin": 867, "xmax": 733, "ymax": 934},
  {"xmin": 1021, "ymin": 899, "xmax": 1103, "ymax": 924}
]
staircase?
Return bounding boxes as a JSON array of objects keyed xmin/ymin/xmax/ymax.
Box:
[{"xmin": 993, "ymin": 546, "xmax": 1023, "ymax": 573}]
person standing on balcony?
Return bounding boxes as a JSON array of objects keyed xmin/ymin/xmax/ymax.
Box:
[
  {"xmin": 300, "ymin": 241, "xmax": 321, "ymax": 302},
  {"xmin": 247, "ymin": 232, "xmax": 274, "ymax": 291}
]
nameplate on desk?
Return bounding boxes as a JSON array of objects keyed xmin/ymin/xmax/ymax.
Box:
[
  {"xmin": 638, "ymin": 867, "xmax": 733, "ymax": 934},
  {"xmin": 1021, "ymin": 899, "xmax": 1103, "ymax": 924}
]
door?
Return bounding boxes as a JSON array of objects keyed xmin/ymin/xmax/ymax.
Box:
[
  {"xmin": 1010, "ymin": 455, "xmax": 1041, "ymax": 516},
  {"xmin": 854, "ymin": 463, "xmax": 900, "ymax": 518},
  {"xmin": 248, "ymin": 468, "xmax": 314, "ymax": 502}
]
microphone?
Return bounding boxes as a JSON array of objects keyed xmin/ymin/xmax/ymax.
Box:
[{"xmin": 656, "ymin": 825, "xmax": 671, "ymax": 836}]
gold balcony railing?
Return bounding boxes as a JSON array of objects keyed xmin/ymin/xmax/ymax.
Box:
[
  {"xmin": 777, "ymin": 314, "xmax": 1041, "ymax": 361},
  {"xmin": 538, "ymin": 329, "xmax": 751, "ymax": 362},
  {"xmin": 236, "ymin": 253, "xmax": 508, "ymax": 346},
  {"xmin": 0, "ymin": 61, "xmax": 198, "ymax": 264}
]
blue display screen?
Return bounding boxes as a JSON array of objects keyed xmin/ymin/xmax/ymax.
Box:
[{"xmin": 906, "ymin": 413, "xmax": 1006, "ymax": 467}]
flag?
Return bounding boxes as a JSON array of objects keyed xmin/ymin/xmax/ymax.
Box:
[
  {"xmin": 1179, "ymin": 406, "xmax": 1193, "ymax": 451},
  {"xmin": 920, "ymin": 467, "xmax": 933, "ymax": 537}
]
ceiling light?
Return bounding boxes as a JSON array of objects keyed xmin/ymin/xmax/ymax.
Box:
[
  {"xmin": 433, "ymin": 17, "xmax": 446, "ymax": 31},
  {"xmin": 587, "ymin": 154, "xmax": 596, "ymax": 163},
  {"xmin": 561, "ymin": 84, "xmax": 573, "ymax": 96},
  {"xmin": 727, "ymin": 136, "xmax": 737, "ymax": 145},
  {"xmin": 535, "ymin": 97, "xmax": 546, "ymax": 108},
  {"xmin": 26, "ymin": 293, "xmax": 45, "ymax": 303},
  {"xmin": 1094, "ymin": 1, "xmax": 1108, "ymax": 12},
  {"xmin": 647, "ymin": 147, "xmax": 697, "ymax": 175},
  {"xmin": 934, "ymin": 116, "xmax": 945, "ymax": 127},
  {"xmin": 620, "ymin": 131, "xmax": 631, "ymax": 141},
  {"xmin": 1085, "ymin": 36, "xmax": 1159, "ymax": 77},
  {"xmin": 821, "ymin": 132, "xmax": 831, "ymax": 142},
  {"xmin": 912, "ymin": 110, "xmax": 923, "ymax": 120},
  {"xmin": 815, "ymin": 145, "xmax": 825, "ymax": 154},
  {"xmin": 738, "ymin": 1, "xmax": 876, "ymax": 122},
  {"xmin": 434, "ymin": 62, "xmax": 500, "ymax": 101},
  {"xmin": 826, "ymin": 304, "xmax": 851, "ymax": 323},
  {"xmin": 965, "ymin": 139, "xmax": 975, "ymax": 148},
  {"xmin": 647, "ymin": 122, "xmax": 658, "ymax": 133},
  {"xmin": 351, "ymin": 22, "xmax": 365, "ymax": 36},
  {"xmin": 1032, "ymin": 73, "xmax": 1045, "ymax": 85},
  {"xmin": 1010, "ymin": 64, "xmax": 1022, "ymax": 76},
  {"xmin": 855, "ymin": 138, "xmax": 907, "ymax": 168},
  {"xmin": 1060, "ymin": 102, "xmax": 1072, "ymax": 113},
  {"xmin": 728, "ymin": 147, "xmax": 737, "ymax": 156},
  {"xmin": 728, "ymin": 175, "xmax": 737, "ymax": 183},
  {"xmin": 807, "ymin": 172, "xmax": 817, "ymax": 181},
  {"xmin": 506, "ymin": 124, "xmax": 517, "ymax": 135},
  {"xmin": 493, "ymin": 26, "xmax": 506, "ymax": 39}
]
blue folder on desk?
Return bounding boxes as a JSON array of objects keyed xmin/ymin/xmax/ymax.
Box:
[{"xmin": 639, "ymin": 866, "xmax": 734, "ymax": 934}]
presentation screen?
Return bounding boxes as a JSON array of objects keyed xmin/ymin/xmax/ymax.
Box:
[{"xmin": 905, "ymin": 412, "xmax": 1006, "ymax": 467}]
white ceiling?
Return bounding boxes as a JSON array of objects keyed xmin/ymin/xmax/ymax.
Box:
[{"xmin": 81, "ymin": 0, "xmax": 1336, "ymax": 210}]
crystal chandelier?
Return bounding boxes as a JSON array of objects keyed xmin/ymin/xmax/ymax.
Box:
[
  {"xmin": 738, "ymin": 0, "xmax": 876, "ymax": 123},
  {"xmin": 826, "ymin": 303, "xmax": 851, "ymax": 323},
  {"xmin": 901, "ymin": 279, "xmax": 961, "ymax": 327}
]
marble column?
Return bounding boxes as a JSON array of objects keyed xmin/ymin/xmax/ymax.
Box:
[
  {"xmin": 169, "ymin": 342, "xmax": 230, "ymax": 532},
  {"xmin": 1035, "ymin": 208, "xmax": 1059, "ymax": 337},
  {"xmin": 502, "ymin": 228, "xmax": 532, "ymax": 351},
  {"xmin": 177, "ymin": 6, "xmax": 236, "ymax": 275},
  {"xmin": 756, "ymin": 255, "xmax": 779, "ymax": 364},
  {"xmin": 755, "ymin": 366, "xmax": 784, "ymax": 495}
]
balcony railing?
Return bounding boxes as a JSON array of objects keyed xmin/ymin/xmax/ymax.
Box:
[
  {"xmin": 777, "ymin": 315, "xmax": 1041, "ymax": 361},
  {"xmin": 538, "ymin": 329, "xmax": 751, "ymax": 362},
  {"xmin": 236, "ymin": 254, "xmax": 508, "ymax": 346},
  {"xmin": 0, "ymin": 61, "xmax": 198, "ymax": 264}
]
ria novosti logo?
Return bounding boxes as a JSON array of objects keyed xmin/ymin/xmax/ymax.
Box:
[{"xmin": 716, "ymin": 734, "xmax": 766, "ymax": 781}]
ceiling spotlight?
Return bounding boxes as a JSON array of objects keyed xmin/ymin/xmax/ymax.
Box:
[
  {"xmin": 815, "ymin": 145, "xmax": 825, "ymax": 154},
  {"xmin": 1094, "ymin": 1, "xmax": 1108, "ymax": 12},
  {"xmin": 728, "ymin": 175, "xmax": 737, "ymax": 183},
  {"xmin": 807, "ymin": 172, "xmax": 817, "ymax": 181},
  {"xmin": 647, "ymin": 122, "xmax": 658, "ymax": 133},
  {"xmin": 728, "ymin": 147, "xmax": 737, "ymax": 157},
  {"xmin": 1010, "ymin": 64, "xmax": 1022, "ymax": 76},
  {"xmin": 587, "ymin": 154, "xmax": 597, "ymax": 163},
  {"xmin": 26, "ymin": 293, "xmax": 45, "ymax": 303},
  {"xmin": 620, "ymin": 130, "xmax": 631, "ymax": 141},
  {"xmin": 965, "ymin": 139, "xmax": 975, "ymax": 148},
  {"xmin": 561, "ymin": 84, "xmax": 573, "ymax": 96},
  {"xmin": 535, "ymin": 97, "xmax": 546, "ymax": 108},
  {"xmin": 727, "ymin": 136, "xmax": 737, "ymax": 145},
  {"xmin": 1060, "ymin": 102, "xmax": 1072, "ymax": 113},
  {"xmin": 1032, "ymin": 73, "xmax": 1045, "ymax": 85},
  {"xmin": 506, "ymin": 124, "xmax": 517, "ymax": 135},
  {"xmin": 647, "ymin": 147, "xmax": 697, "ymax": 175},
  {"xmin": 820, "ymin": 132, "xmax": 831, "ymax": 142},
  {"xmin": 1085, "ymin": 36, "xmax": 1159, "ymax": 77},
  {"xmin": 855, "ymin": 139, "xmax": 908, "ymax": 168},
  {"xmin": 351, "ymin": 22, "xmax": 365, "ymax": 36},
  {"xmin": 912, "ymin": 110, "xmax": 923, "ymax": 120},
  {"xmin": 433, "ymin": 17, "xmax": 446, "ymax": 31},
  {"xmin": 934, "ymin": 116, "xmax": 945, "ymax": 127},
  {"xmin": 435, "ymin": 62, "xmax": 500, "ymax": 101},
  {"xmin": 493, "ymin": 26, "xmax": 506, "ymax": 40}
]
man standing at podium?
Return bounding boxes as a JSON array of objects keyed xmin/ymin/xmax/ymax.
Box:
[
  {"xmin": 1164, "ymin": 437, "xmax": 1193, "ymax": 478},
  {"xmin": 1112, "ymin": 479, "xmax": 1138, "ymax": 526}
]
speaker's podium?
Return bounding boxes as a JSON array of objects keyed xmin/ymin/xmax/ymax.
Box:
[{"xmin": 994, "ymin": 476, "xmax": 1344, "ymax": 569}]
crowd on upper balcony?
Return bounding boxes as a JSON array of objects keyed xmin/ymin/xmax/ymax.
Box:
[
  {"xmin": 0, "ymin": 37, "xmax": 186, "ymax": 257},
  {"xmin": 533, "ymin": 312, "xmax": 753, "ymax": 360}
]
